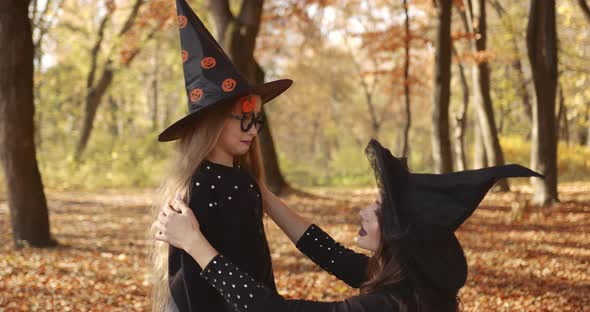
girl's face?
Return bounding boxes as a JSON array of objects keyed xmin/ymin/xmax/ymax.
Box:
[
  {"xmin": 356, "ymin": 193, "xmax": 382, "ymax": 252},
  {"xmin": 216, "ymin": 94, "xmax": 263, "ymax": 157}
]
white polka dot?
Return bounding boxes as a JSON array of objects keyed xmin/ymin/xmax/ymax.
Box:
[
  {"xmin": 195, "ymin": 182, "xmax": 200, "ymax": 186},
  {"xmin": 209, "ymin": 203, "xmax": 213, "ymax": 207},
  {"xmin": 249, "ymin": 294, "xmax": 253, "ymax": 298},
  {"xmin": 250, "ymin": 184, "xmax": 253, "ymax": 188},
  {"xmin": 232, "ymin": 284, "xmax": 236, "ymax": 288},
  {"xmin": 211, "ymin": 185, "xmax": 215, "ymax": 189},
  {"xmin": 228, "ymin": 196, "xmax": 232, "ymax": 200},
  {"xmin": 206, "ymin": 166, "xmax": 211, "ymax": 170},
  {"xmin": 218, "ymin": 175, "xmax": 221, "ymax": 179},
  {"xmin": 237, "ymin": 295, "xmax": 241, "ymax": 299},
  {"xmin": 244, "ymin": 284, "xmax": 248, "ymax": 288}
]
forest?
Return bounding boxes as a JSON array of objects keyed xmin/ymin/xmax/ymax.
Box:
[{"xmin": 0, "ymin": 0, "xmax": 588, "ymax": 311}]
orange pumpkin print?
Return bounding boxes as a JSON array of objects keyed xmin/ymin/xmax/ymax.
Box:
[
  {"xmin": 221, "ymin": 78, "xmax": 237, "ymax": 92},
  {"xmin": 240, "ymin": 95, "xmax": 256, "ymax": 113},
  {"xmin": 178, "ymin": 16, "xmax": 188, "ymax": 29},
  {"xmin": 181, "ymin": 50, "xmax": 189, "ymax": 63},
  {"xmin": 200, "ymin": 57, "xmax": 216, "ymax": 69},
  {"xmin": 189, "ymin": 88, "xmax": 203, "ymax": 102}
]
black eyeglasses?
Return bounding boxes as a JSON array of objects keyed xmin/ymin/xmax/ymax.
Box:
[{"xmin": 229, "ymin": 112, "xmax": 265, "ymax": 133}]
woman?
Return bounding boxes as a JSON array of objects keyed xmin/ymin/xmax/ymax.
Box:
[
  {"xmin": 154, "ymin": 139, "xmax": 544, "ymax": 311},
  {"xmin": 149, "ymin": 0, "xmax": 292, "ymax": 311}
]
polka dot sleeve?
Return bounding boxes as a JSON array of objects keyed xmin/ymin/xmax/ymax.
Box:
[
  {"xmin": 200, "ymin": 254, "xmax": 397, "ymax": 312},
  {"xmin": 295, "ymin": 224, "xmax": 370, "ymax": 288}
]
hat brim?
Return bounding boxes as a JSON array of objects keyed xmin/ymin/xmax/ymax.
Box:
[{"xmin": 158, "ymin": 79, "xmax": 292, "ymax": 142}]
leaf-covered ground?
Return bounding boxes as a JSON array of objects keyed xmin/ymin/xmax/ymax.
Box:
[{"xmin": 1, "ymin": 183, "xmax": 588, "ymax": 311}]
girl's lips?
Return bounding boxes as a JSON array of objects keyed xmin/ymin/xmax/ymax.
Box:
[{"xmin": 241, "ymin": 140, "xmax": 252, "ymax": 145}]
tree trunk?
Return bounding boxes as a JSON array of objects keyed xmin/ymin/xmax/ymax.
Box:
[
  {"xmin": 75, "ymin": 0, "xmax": 147, "ymax": 160},
  {"xmin": 471, "ymin": 0, "xmax": 509, "ymax": 190},
  {"xmin": 431, "ymin": 0, "xmax": 454, "ymax": 173},
  {"xmin": 556, "ymin": 82, "xmax": 569, "ymax": 145},
  {"xmin": 473, "ymin": 122, "xmax": 488, "ymax": 169},
  {"xmin": 489, "ymin": 0, "xmax": 533, "ymax": 126},
  {"xmin": 209, "ymin": 0, "xmax": 290, "ymax": 193},
  {"xmin": 401, "ymin": 0, "xmax": 412, "ymax": 158},
  {"xmin": 453, "ymin": 47, "xmax": 469, "ymax": 171},
  {"xmin": 526, "ymin": 0, "xmax": 559, "ymax": 205},
  {"xmin": 76, "ymin": 64, "xmax": 114, "ymax": 159},
  {"xmin": 578, "ymin": 0, "xmax": 590, "ymax": 24},
  {"xmin": 0, "ymin": 0, "xmax": 54, "ymax": 248},
  {"xmin": 151, "ymin": 38, "xmax": 160, "ymax": 132}
]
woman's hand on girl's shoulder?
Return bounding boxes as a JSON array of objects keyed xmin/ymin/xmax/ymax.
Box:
[{"xmin": 154, "ymin": 194, "xmax": 203, "ymax": 251}]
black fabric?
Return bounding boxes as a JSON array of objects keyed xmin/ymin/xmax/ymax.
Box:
[
  {"xmin": 295, "ymin": 224, "xmax": 370, "ymax": 288},
  {"xmin": 363, "ymin": 139, "xmax": 544, "ymax": 293},
  {"xmin": 200, "ymin": 223, "xmax": 417, "ymax": 312},
  {"xmin": 168, "ymin": 159, "xmax": 276, "ymax": 312}
]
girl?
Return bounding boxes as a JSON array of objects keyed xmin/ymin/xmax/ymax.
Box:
[
  {"xmin": 149, "ymin": 0, "xmax": 292, "ymax": 311},
  {"xmin": 154, "ymin": 139, "xmax": 544, "ymax": 312}
]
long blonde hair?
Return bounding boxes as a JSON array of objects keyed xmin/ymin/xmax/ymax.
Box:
[{"xmin": 148, "ymin": 99, "xmax": 266, "ymax": 311}]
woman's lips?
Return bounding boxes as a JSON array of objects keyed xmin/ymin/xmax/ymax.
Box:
[
  {"xmin": 358, "ymin": 225, "xmax": 367, "ymax": 237},
  {"xmin": 241, "ymin": 140, "xmax": 252, "ymax": 145}
]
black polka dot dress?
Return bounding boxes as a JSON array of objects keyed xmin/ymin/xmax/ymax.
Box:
[
  {"xmin": 168, "ymin": 160, "xmax": 276, "ymax": 312},
  {"xmin": 199, "ymin": 224, "xmax": 411, "ymax": 312}
]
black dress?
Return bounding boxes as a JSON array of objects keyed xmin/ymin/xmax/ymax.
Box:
[
  {"xmin": 168, "ymin": 159, "xmax": 276, "ymax": 312},
  {"xmin": 200, "ymin": 224, "xmax": 417, "ymax": 312}
]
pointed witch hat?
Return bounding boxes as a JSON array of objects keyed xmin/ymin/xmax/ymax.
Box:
[
  {"xmin": 364, "ymin": 139, "xmax": 544, "ymax": 295},
  {"xmin": 158, "ymin": 0, "xmax": 292, "ymax": 142}
]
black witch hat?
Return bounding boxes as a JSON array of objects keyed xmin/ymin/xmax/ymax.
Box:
[
  {"xmin": 158, "ymin": 0, "xmax": 293, "ymax": 142},
  {"xmin": 364, "ymin": 139, "xmax": 544, "ymax": 295}
]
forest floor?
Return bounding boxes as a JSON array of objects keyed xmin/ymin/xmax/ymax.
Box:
[{"xmin": 0, "ymin": 183, "xmax": 589, "ymax": 311}]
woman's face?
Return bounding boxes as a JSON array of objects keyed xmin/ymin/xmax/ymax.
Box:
[
  {"xmin": 356, "ymin": 193, "xmax": 382, "ymax": 252},
  {"xmin": 216, "ymin": 94, "xmax": 262, "ymax": 156}
]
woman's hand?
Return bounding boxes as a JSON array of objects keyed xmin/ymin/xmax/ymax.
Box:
[
  {"xmin": 154, "ymin": 194, "xmax": 202, "ymax": 251},
  {"xmin": 153, "ymin": 194, "xmax": 220, "ymax": 269}
]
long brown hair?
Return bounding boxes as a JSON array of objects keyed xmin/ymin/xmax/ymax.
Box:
[
  {"xmin": 360, "ymin": 210, "xmax": 461, "ymax": 312},
  {"xmin": 147, "ymin": 98, "xmax": 266, "ymax": 311}
]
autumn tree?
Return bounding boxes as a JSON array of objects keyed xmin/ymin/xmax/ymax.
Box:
[
  {"xmin": 75, "ymin": 0, "xmax": 172, "ymax": 160},
  {"xmin": 526, "ymin": 0, "xmax": 559, "ymax": 205},
  {"xmin": 431, "ymin": 0, "xmax": 454, "ymax": 173},
  {"xmin": 0, "ymin": 0, "xmax": 53, "ymax": 248}
]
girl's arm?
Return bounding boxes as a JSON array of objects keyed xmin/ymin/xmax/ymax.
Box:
[
  {"xmin": 260, "ymin": 186, "xmax": 370, "ymax": 288},
  {"xmin": 259, "ymin": 186, "xmax": 311, "ymax": 244}
]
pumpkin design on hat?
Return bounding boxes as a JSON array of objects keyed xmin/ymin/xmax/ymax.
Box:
[
  {"xmin": 178, "ymin": 15, "xmax": 187, "ymax": 29},
  {"xmin": 200, "ymin": 57, "xmax": 216, "ymax": 69},
  {"xmin": 221, "ymin": 78, "xmax": 237, "ymax": 92},
  {"xmin": 189, "ymin": 88, "xmax": 203, "ymax": 103}
]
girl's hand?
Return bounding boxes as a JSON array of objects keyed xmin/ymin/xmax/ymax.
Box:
[{"xmin": 154, "ymin": 194, "xmax": 202, "ymax": 251}]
